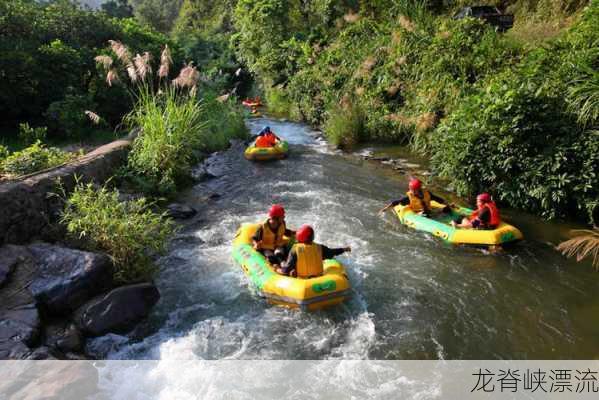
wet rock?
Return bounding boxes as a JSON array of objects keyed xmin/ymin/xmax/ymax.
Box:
[
  {"xmin": 23, "ymin": 346, "xmax": 58, "ymax": 360},
  {"xmin": 191, "ymin": 165, "xmax": 216, "ymax": 182},
  {"xmin": 0, "ymin": 245, "xmax": 41, "ymax": 359},
  {"xmin": 172, "ymin": 234, "xmax": 205, "ymax": 246},
  {"xmin": 166, "ymin": 203, "xmax": 197, "ymax": 219},
  {"xmin": 372, "ymin": 156, "xmax": 390, "ymax": 162},
  {"xmin": 75, "ymin": 283, "xmax": 160, "ymax": 337},
  {"xmin": 208, "ymin": 192, "xmax": 221, "ymax": 200},
  {"xmin": 0, "ymin": 304, "xmax": 41, "ymax": 358},
  {"xmin": 44, "ymin": 322, "xmax": 83, "ymax": 354},
  {"xmin": 28, "ymin": 244, "xmax": 113, "ymax": 315},
  {"xmin": 0, "ymin": 246, "xmax": 19, "ymax": 287}
]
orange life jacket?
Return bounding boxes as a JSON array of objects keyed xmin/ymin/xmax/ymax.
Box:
[
  {"xmin": 406, "ymin": 189, "xmax": 432, "ymax": 213},
  {"xmin": 470, "ymin": 201, "xmax": 500, "ymax": 228},
  {"xmin": 259, "ymin": 220, "xmax": 287, "ymax": 250},
  {"xmin": 293, "ymin": 243, "xmax": 323, "ymax": 279},
  {"xmin": 255, "ymin": 133, "xmax": 277, "ymax": 148}
]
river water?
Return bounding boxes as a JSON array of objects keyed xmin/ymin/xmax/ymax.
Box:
[{"xmin": 90, "ymin": 118, "xmax": 599, "ymax": 360}]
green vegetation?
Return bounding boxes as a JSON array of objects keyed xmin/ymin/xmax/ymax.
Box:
[
  {"xmin": 0, "ymin": 141, "xmax": 77, "ymax": 177},
  {"xmin": 229, "ymin": 0, "xmax": 597, "ymax": 223},
  {"xmin": 0, "ymin": 0, "xmax": 180, "ymax": 139},
  {"xmin": 125, "ymin": 88, "xmax": 207, "ymax": 195},
  {"xmin": 60, "ymin": 181, "xmax": 175, "ymax": 283},
  {"xmin": 18, "ymin": 123, "xmax": 47, "ymax": 145}
]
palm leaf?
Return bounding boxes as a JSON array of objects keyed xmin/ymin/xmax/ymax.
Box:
[{"xmin": 557, "ymin": 229, "xmax": 599, "ymax": 270}]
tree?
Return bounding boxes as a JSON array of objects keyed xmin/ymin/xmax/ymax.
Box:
[
  {"xmin": 129, "ymin": 0, "xmax": 183, "ymax": 33},
  {"xmin": 101, "ymin": 0, "xmax": 133, "ymax": 18}
]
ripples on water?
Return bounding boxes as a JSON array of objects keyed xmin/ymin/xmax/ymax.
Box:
[{"xmin": 90, "ymin": 117, "xmax": 599, "ymax": 362}]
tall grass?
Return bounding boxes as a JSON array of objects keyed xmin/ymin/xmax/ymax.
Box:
[
  {"xmin": 265, "ymin": 87, "xmax": 295, "ymax": 118},
  {"xmin": 125, "ymin": 87, "xmax": 206, "ymax": 195},
  {"xmin": 200, "ymin": 92, "xmax": 249, "ymax": 151},
  {"xmin": 324, "ymin": 101, "xmax": 367, "ymax": 149},
  {"xmin": 97, "ymin": 40, "xmax": 247, "ymax": 195}
]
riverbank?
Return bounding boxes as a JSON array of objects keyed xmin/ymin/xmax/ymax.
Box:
[
  {"xmin": 0, "ymin": 132, "xmax": 235, "ymax": 359},
  {"xmin": 235, "ymin": 0, "xmax": 598, "ymax": 226}
]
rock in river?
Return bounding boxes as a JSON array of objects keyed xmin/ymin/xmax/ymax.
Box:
[
  {"xmin": 166, "ymin": 203, "xmax": 197, "ymax": 219},
  {"xmin": 28, "ymin": 244, "xmax": 113, "ymax": 315},
  {"xmin": 75, "ymin": 283, "xmax": 160, "ymax": 337}
]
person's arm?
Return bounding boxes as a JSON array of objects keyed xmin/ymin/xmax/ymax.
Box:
[
  {"xmin": 477, "ymin": 207, "xmax": 491, "ymax": 225},
  {"xmin": 284, "ymin": 228, "xmax": 295, "ymax": 237},
  {"xmin": 379, "ymin": 196, "xmax": 409, "ymax": 213},
  {"xmin": 279, "ymin": 248, "xmax": 297, "ymax": 274},
  {"xmin": 252, "ymin": 226, "xmax": 263, "ymax": 248},
  {"xmin": 321, "ymin": 245, "xmax": 351, "ymax": 259}
]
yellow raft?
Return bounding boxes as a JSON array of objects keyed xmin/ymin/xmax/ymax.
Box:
[
  {"xmin": 394, "ymin": 201, "xmax": 523, "ymax": 247},
  {"xmin": 232, "ymin": 223, "xmax": 351, "ymax": 311},
  {"xmin": 244, "ymin": 140, "xmax": 289, "ymax": 161}
]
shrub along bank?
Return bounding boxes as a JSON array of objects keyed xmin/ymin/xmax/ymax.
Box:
[{"xmin": 231, "ymin": 0, "xmax": 598, "ymax": 224}]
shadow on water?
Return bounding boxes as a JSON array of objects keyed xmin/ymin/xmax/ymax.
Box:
[{"xmin": 92, "ymin": 117, "xmax": 599, "ymax": 360}]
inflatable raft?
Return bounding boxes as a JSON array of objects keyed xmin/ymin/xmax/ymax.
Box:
[
  {"xmin": 242, "ymin": 99, "xmax": 262, "ymax": 108},
  {"xmin": 244, "ymin": 140, "xmax": 288, "ymax": 161},
  {"xmin": 232, "ymin": 223, "xmax": 351, "ymax": 311},
  {"xmin": 393, "ymin": 201, "xmax": 523, "ymax": 247}
]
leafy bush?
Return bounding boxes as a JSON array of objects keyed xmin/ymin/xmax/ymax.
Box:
[
  {"xmin": 18, "ymin": 123, "xmax": 47, "ymax": 144},
  {"xmin": 60, "ymin": 181, "xmax": 175, "ymax": 283},
  {"xmin": 432, "ymin": 73, "xmax": 598, "ymax": 221},
  {"xmin": 45, "ymin": 94, "xmax": 98, "ymax": 138},
  {"xmin": 0, "ymin": 145, "xmax": 9, "ymax": 162},
  {"xmin": 200, "ymin": 92, "xmax": 249, "ymax": 151},
  {"xmin": 1, "ymin": 141, "xmax": 76, "ymax": 177}
]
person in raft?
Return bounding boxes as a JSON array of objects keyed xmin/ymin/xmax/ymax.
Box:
[
  {"xmin": 254, "ymin": 126, "xmax": 281, "ymax": 148},
  {"xmin": 451, "ymin": 193, "xmax": 501, "ymax": 230},
  {"xmin": 252, "ymin": 204, "xmax": 295, "ymax": 267},
  {"xmin": 379, "ymin": 178, "xmax": 450, "ymax": 216},
  {"xmin": 276, "ymin": 225, "xmax": 351, "ymax": 278}
]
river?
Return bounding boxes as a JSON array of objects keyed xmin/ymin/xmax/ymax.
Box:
[{"xmin": 88, "ymin": 117, "xmax": 599, "ymax": 360}]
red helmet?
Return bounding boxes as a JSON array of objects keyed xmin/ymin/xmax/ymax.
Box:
[
  {"xmin": 268, "ymin": 204, "xmax": 285, "ymax": 218},
  {"xmin": 477, "ymin": 193, "xmax": 492, "ymax": 203},
  {"xmin": 409, "ymin": 178, "xmax": 422, "ymax": 191},
  {"xmin": 296, "ymin": 225, "xmax": 314, "ymax": 244}
]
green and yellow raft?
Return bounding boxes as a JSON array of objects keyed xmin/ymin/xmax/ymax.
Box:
[
  {"xmin": 232, "ymin": 223, "xmax": 351, "ymax": 311},
  {"xmin": 244, "ymin": 140, "xmax": 289, "ymax": 161},
  {"xmin": 393, "ymin": 201, "xmax": 523, "ymax": 247}
]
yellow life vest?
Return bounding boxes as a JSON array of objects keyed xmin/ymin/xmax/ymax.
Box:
[
  {"xmin": 293, "ymin": 243, "xmax": 323, "ymax": 279},
  {"xmin": 259, "ymin": 220, "xmax": 287, "ymax": 250},
  {"xmin": 406, "ymin": 189, "xmax": 431, "ymax": 213}
]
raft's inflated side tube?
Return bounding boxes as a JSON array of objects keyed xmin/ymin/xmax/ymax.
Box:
[
  {"xmin": 393, "ymin": 201, "xmax": 523, "ymax": 246},
  {"xmin": 232, "ymin": 223, "xmax": 351, "ymax": 311},
  {"xmin": 244, "ymin": 140, "xmax": 289, "ymax": 161}
]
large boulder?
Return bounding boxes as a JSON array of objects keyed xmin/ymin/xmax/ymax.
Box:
[
  {"xmin": 75, "ymin": 283, "xmax": 160, "ymax": 337},
  {"xmin": 0, "ymin": 304, "xmax": 40, "ymax": 359},
  {"xmin": 43, "ymin": 322, "xmax": 83, "ymax": 354},
  {"xmin": 0, "ymin": 245, "xmax": 41, "ymax": 359},
  {"xmin": 0, "ymin": 264, "xmax": 13, "ymax": 287},
  {"xmin": 0, "ymin": 246, "xmax": 20, "ymax": 287},
  {"xmin": 28, "ymin": 244, "xmax": 113, "ymax": 315}
]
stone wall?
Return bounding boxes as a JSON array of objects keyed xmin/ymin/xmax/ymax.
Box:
[{"xmin": 0, "ymin": 139, "xmax": 132, "ymax": 246}]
